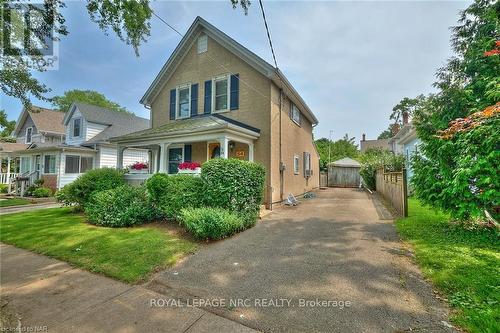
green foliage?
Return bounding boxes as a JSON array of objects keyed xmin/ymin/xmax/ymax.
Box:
[
  {"xmin": 314, "ymin": 134, "xmax": 359, "ymax": 171},
  {"xmin": 57, "ymin": 168, "xmax": 125, "ymax": 209},
  {"xmin": 32, "ymin": 187, "xmax": 53, "ymax": 198},
  {"xmin": 0, "ymin": 184, "xmax": 8, "ymax": 194},
  {"xmin": 26, "ymin": 179, "xmax": 45, "ymax": 197},
  {"xmin": 52, "ymin": 89, "xmax": 129, "ymax": 113},
  {"xmin": 201, "ymin": 158, "xmax": 266, "ymax": 218},
  {"xmin": 146, "ymin": 174, "xmax": 202, "ymax": 219},
  {"xmin": 390, "ymin": 95, "xmax": 425, "ymax": 124},
  {"xmin": 179, "ymin": 207, "xmax": 243, "ymax": 240},
  {"xmin": 85, "ymin": 185, "xmax": 156, "ymax": 227},
  {"xmin": 396, "ymin": 199, "xmax": 500, "ymax": 333},
  {"xmin": 0, "ymin": 110, "xmax": 16, "ymax": 138},
  {"xmin": 359, "ymin": 148, "xmax": 405, "ymax": 190},
  {"xmin": 377, "ymin": 126, "xmax": 393, "ymax": 139},
  {"xmin": 411, "ymin": 0, "xmax": 500, "ymax": 221}
]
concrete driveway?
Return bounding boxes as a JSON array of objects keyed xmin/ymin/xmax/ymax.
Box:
[{"xmin": 149, "ymin": 188, "xmax": 454, "ymax": 333}]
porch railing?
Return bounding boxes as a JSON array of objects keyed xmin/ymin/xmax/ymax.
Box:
[{"xmin": 0, "ymin": 173, "xmax": 19, "ymax": 184}]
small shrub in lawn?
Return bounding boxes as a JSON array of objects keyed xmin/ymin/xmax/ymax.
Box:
[
  {"xmin": 32, "ymin": 187, "xmax": 52, "ymax": 198},
  {"xmin": 201, "ymin": 158, "xmax": 266, "ymax": 218},
  {"xmin": 85, "ymin": 185, "xmax": 156, "ymax": 227},
  {"xmin": 179, "ymin": 207, "xmax": 243, "ymax": 240},
  {"xmin": 57, "ymin": 168, "xmax": 125, "ymax": 209},
  {"xmin": 0, "ymin": 184, "xmax": 8, "ymax": 193},
  {"xmin": 146, "ymin": 173, "xmax": 202, "ymax": 219}
]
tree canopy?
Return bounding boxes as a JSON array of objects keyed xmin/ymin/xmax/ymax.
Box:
[
  {"xmin": 52, "ymin": 89, "xmax": 130, "ymax": 113},
  {"xmin": 0, "ymin": 110, "xmax": 16, "ymax": 139},
  {"xmin": 315, "ymin": 134, "xmax": 359, "ymax": 171}
]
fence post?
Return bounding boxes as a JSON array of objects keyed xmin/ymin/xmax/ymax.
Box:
[{"xmin": 402, "ymin": 168, "xmax": 408, "ymax": 217}]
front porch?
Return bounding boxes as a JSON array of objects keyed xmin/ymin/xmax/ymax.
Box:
[{"xmin": 113, "ymin": 115, "xmax": 260, "ymax": 184}]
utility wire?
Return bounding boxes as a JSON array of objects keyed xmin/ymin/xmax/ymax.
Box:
[
  {"xmin": 258, "ymin": 0, "xmax": 278, "ymax": 69},
  {"xmin": 150, "ymin": 9, "xmax": 272, "ymax": 102}
]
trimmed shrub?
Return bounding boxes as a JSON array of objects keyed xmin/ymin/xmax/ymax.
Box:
[
  {"xmin": 201, "ymin": 158, "xmax": 266, "ymax": 217},
  {"xmin": 85, "ymin": 185, "xmax": 156, "ymax": 227},
  {"xmin": 0, "ymin": 184, "xmax": 8, "ymax": 193},
  {"xmin": 146, "ymin": 174, "xmax": 202, "ymax": 219},
  {"xmin": 57, "ymin": 168, "xmax": 125, "ymax": 209},
  {"xmin": 179, "ymin": 207, "xmax": 243, "ymax": 240},
  {"xmin": 32, "ymin": 187, "xmax": 52, "ymax": 198}
]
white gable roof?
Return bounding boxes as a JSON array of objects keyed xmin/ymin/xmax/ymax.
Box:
[{"xmin": 140, "ymin": 16, "xmax": 318, "ymax": 125}]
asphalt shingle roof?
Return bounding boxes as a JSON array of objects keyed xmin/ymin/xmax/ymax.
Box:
[{"xmin": 28, "ymin": 107, "xmax": 65, "ymax": 134}]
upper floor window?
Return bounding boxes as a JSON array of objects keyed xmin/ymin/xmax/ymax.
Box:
[
  {"xmin": 197, "ymin": 34, "xmax": 208, "ymax": 54},
  {"xmin": 25, "ymin": 127, "xmax": 32, "ymax": 144},
  {"xmin": 213, "ymin": 76, "xmax": 229, "ymax": 112},
  {"xmin": 291, "ymin": 104, "xmax": 301, "ymax": 125},
  {"xmin": 177, "ymin": 85, "xmax": 191, "ymax": 119},
  {"xmin": 73, "ymin": 118, "xmax": 82, "ymax": 138}
]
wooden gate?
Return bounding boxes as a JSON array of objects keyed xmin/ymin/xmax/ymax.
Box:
[{"xmin": 328, "ymin": 166, "xmax": 361, "ymax": 187}]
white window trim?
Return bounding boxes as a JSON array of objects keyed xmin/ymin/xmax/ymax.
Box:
[
  {"xmin": 72, "ymin": 117, "xmax": 83, "ymax": 138},
  {"xmin": 65, "ymin": 154, "xmax": 94, "ymax": 174},
  {"xmin": 212, "ymin": 75, "xmax": 230, "ymax": 114},
  {"xmin": 25, "ymin": 127, "xmax": 33, "ymax": 144},
  {"xmin": 43, "ymin": 154, "xmax": 57, "ymax": 174},
  {"xmin": 291, "ymin": 104, "xmax": 301, "ymax": 126},
  {"xmin": 293, "ymin": 155, "xmax": 300, "ymax": 175},
  {"xmin": 197, "ymin": 34, "xmax": 208, "ymax": 54},
  {"xmin": 176, "ymin": 84, "xmax": 191, "ymax": 119}
]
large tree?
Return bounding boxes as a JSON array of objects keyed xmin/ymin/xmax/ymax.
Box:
[
  {"xmin": 0, "ymin": 0, "xmax": 250, "ymax": 108},
  {"xmin": 315, "ymin": 134, "xmax": 359, "ymax": 171},
  {"xmin": 52, "ymin": 89, "xmax": 129, "ymax": 113},
  {"xmin": 0, "ymin": 110, "xmax": 16, "ymax": 139},
  {"xmin": 411, "ymin": 0, "xmax": 499, "ymax": 221}
]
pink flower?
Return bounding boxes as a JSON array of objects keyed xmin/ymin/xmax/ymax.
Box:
[
  {"xmin": 178, "ymin": 162, "xmax": 201, "ymax": 170},
  {"xmin": 130, "ymin": 162, "xmax": 148, "ymax": 170}
]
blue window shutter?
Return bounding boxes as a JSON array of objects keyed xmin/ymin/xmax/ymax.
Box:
[
  {"xmin": 230, "ymin": 74, "xmax": 239, "ymax": 110},
  {"xmin": 190, "ymin": 84, "xmax": 198, "ymax": 117},
  {"xmin": 204, "ymin": 80, "xmax": 212, "ymax": 114},
  {"xmin": 169, "ymin": 89, "xmax": 176, "ymax": 120},
  {"xmin": 184, "ymin": 144, "xmax": 192, "ymax": 162}
]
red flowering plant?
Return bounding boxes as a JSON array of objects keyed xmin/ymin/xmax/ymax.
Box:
[
  {"xmin": 130, "ymin": 162, "xmax": 149, "ymax": 170},
  {"xmin": 178, "ymin": 162, "xmax": 201, "ymax": 170}
]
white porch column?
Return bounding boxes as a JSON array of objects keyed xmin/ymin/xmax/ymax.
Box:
[
  {"xmin": 248, "ymin": 143, "xmax": 254, "ymax": 162},
  {"xmin": 6, "ymin": 156, "xmax": 11, "ymax": 191},
  {"xmin": 219, "ymin": 136, "xmax": 229, "ymax": 159},
  {"xmin": 117, "ymin": 146, "xmax": 125, "ymax": 169},
  {"xmin": 159, "ymin": 143, "xmax": 171, "ymax": 173}
]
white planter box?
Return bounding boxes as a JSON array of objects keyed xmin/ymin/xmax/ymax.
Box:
[
  {"xmin": 129, "ymin": 169, "xmax": 149, "ymax": 174},
  {"xmin": 178, "ymin": 167, "xmax": 201, "ymax": 175}
]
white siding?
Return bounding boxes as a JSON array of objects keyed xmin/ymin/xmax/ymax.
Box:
[
  {"xmin": 86, "ymin": 122, "xmax": 108, "ymax": 141},
  {"xmin": 65, "ymin": 108, "xmax": 107, "ymax": 146},
  {"xmin": 99, "ymin": 146, "xmax": 149, "ymax": 169}
]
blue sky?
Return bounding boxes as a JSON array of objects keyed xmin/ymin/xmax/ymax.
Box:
[{"xmin": 1, "ymin": 1, "xmax": 469, "ymax": 141}]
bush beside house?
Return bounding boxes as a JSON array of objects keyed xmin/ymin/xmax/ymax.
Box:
[
  {"xmin": 179, "ymin": 207, "xmax": 243, "ymax": 240},
  {"xmin": 359, "ymin": 148, "xmax": 405, "ymax": 190}
]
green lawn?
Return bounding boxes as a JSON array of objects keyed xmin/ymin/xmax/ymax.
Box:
[
  {"xmin": 0, "ymin": 208, "xmax": 197, "ymax": 283},
  {"xmin": 0, "ymin": 198, "xmax": 32, "ymax": 208},
  {"xmin": 396, "ymin": 199, "xmax": 500, "ymax": 333}
]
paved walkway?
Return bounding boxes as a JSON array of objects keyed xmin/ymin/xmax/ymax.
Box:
[
  {"xmin": 0, "ymin": 202, "xmax": 61, "ymax": 215},
  {"xmin": 149, "ymin": 188, "xmax": 455, "ymax": 333},
  {"xmin": 0, "ymin": 244, "xmax": 258, "ymax": 333}
]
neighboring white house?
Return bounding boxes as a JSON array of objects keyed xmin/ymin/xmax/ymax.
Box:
[
  {"xmin": 1, "ymin": 103, "xmax": 150, "ymax": 191},
  {"xmin": 389, "ymin": 122, "xmax": 420, "ymax": 181}
]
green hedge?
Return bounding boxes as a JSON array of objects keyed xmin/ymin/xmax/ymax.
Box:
[
  {"xmin": 32, "ymin": 187, "xmax": 52, "ymax": 198},
  {"xmin": 85, "ymin": 185, "xmax": 156, "ymax": 227},
  {"xmin": 0, "ymin": 184, "xmax": 8, "ymax": 193},
  {"xmin": 201, "ymin": 158, "xmax": 266, "ymax": 216},
  {"xmin": 56, "ymin": 168, "xmax": 125, "ymax": 209},
  {"xmin": 146, "ymin": 174, "xmax": 202, "ymax": 219},
  {"xmin": 179, "ymin": 207, "xmax": 243, "ymax": 240}
]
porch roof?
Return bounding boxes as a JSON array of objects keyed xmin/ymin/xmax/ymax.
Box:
[
  {"xmin": 0, "ymin": 142, "xmax": 29, "ymax": 153},
  {"xmin": 110, "ymin": 114, "xmax": 260, "ymax": 143}
]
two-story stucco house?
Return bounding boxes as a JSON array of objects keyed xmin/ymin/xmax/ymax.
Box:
[
  {"xmin": 1, "ymin": 104, "xmax": 150, "ymax": 192},
  {"xmin": 111, "ymin": 17, "xmax": 320, "ymax": 206}
]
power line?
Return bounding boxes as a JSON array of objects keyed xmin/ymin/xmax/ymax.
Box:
[
  {"xmin": 258, "ymin": 0, "xmax": 278, "ymax": 69},
  {"xmin": 150, "ymin": 9, "xmax": 271, "ymax": 102}
]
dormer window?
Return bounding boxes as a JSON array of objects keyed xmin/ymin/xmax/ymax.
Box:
[
  {"xmin": 73, "ymin": 118, "xmax": 82, "ymax": 138},
  {"xmin": 177, "ymin": 85, "xmax": 191, "ymax": 119},
  {"xmin": 25, "ymin": 127, "xmax": 32, "ymax": 144},
  {"xmin": 197, "ymin": 34, "xmax": 208, "ymax": 54}
]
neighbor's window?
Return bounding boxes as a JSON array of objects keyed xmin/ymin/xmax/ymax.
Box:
[
  {"xmin": 20, "ymin": 156, "xmax": 31, "ymax": 173},
  {"xmin": 80, "ymin": 156, "xmax": 93, "ymax": 173},
  {"xmin": 177, "ymin": 86, "xmax": 190, "ymax": 118},
  {"xmin": 65, "ymin": 155, "xmax": 80, "ymax": 173},
  {"xmin": 73, "ymin": 118, "xmax": 82, "ymax": 137},
  {"xmin": 25, "ymin": 127, "xmax": 33, "ymax": 144},
  {"xmin": 44, "ymin": 155, "xmax": 56, "ymax": 174},
  {"xmin": 214, "ymin": 76, "xmax": 229, "ymax": 112},
  {"xmin": 294, "ymin": 155, "xmax": 300, "ymax": 175},
  {"xmin": 197, "ymin": 34, "xmax": 208, "ymax": 53},
  {"xmin": 291, "ymin": 104, "xmax": 301, "ymax": 125}
]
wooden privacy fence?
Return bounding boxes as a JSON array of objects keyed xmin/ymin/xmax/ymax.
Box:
[
  {"xmin": 320, "ymin": 171, "xmax": 328, "ymax": 187},
  {"xmin": 376, "ymin": 168, "xmax": 408, "ymax": 217}
]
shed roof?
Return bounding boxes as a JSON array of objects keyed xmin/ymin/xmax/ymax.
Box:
[{"xmin": 329, "ymin": 157, "xmax": 361, "ymax": 168}]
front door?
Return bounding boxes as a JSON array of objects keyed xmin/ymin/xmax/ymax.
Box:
[
  {"xmin": 208, "ymin": 143, "xmax": 220, "ymax": 159},
  {"xmin": 168, "ymin": 148, "xmax": 183, "ymax": 174}
]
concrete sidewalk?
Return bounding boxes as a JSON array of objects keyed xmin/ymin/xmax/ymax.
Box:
[
  {"xmin": 0, "ymin": 202, "xmax": 61, "ymax": 215},
  {"xmin": 0, "ymin": 244, "xmax": 258, "ymax": 333}
]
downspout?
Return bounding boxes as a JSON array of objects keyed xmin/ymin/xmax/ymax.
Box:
[{"xmin": 279, "ymin": 88, "xmax": 284, "ymax": 203}]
